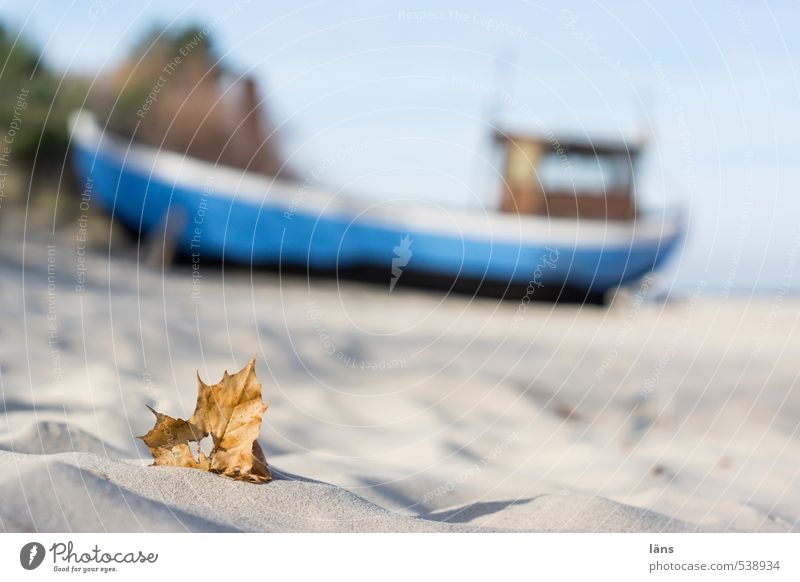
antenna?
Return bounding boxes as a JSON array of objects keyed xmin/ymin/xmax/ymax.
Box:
[{"xmin": 633, "ymin": 85, "xmax": 654, "ymax": 147}]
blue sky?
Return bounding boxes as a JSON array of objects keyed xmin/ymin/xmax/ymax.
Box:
[{"xmin": 3, "ymin": 1, "xmax": 799, "ymax": 292}]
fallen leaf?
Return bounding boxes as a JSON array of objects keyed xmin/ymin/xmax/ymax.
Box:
[{"xmin": 139, "ymin": 357, "xmax": 271, "ymax": 483}]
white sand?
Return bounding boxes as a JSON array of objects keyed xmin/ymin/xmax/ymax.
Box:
[{"xmin": 1, "ymin": 238, "xmax": 797, "ymax": 532}]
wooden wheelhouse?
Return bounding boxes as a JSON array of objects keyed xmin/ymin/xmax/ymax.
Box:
[{"xmin": 495, "ymin": 131, "xmax": 642, "ymax": 221}]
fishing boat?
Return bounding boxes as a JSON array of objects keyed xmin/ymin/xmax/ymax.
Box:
[{"xmin": 69, "ymin": 110, "xmax": 682, "ymax": 302}]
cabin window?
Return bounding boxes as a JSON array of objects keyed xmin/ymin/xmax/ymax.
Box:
[{"xmin": 536, "ymin": 151, "xmax": 633, "ymax": 196}]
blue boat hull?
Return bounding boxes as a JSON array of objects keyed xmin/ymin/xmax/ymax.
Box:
[{"xmin": 69, "ymin": 111, "xmax": 682, "ymax": 296}]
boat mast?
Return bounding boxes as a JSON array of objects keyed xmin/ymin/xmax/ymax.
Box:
[{"xmin": 470, "ymin": 49, "xmax": 518, "ymax": 210}]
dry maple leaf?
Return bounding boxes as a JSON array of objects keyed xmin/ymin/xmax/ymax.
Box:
[{"xmin": 139, "ymin": 357, "xmax": 271, "ymax": 483}]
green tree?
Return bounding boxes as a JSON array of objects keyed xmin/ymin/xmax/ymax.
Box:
[{"xmin": 0, "ymin": 23, "xmax": 85, "ymax": 162}]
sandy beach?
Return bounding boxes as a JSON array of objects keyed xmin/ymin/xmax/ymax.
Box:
[{"xmin": 1, "ymin": 237, "xmax": 798, "ymax": 532}]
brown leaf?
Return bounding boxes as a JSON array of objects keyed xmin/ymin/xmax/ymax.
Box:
[{"xmin": 138, "ymin": 357, "xmax": 271, "ymax": 483}]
